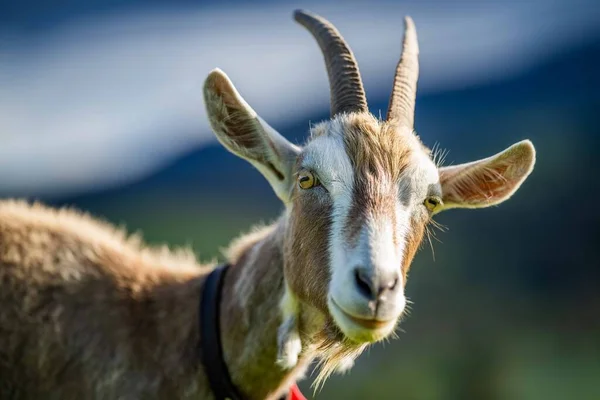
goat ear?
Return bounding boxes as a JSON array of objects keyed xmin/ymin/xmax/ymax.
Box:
[
  {"xmin": 437, "ymin": 140, "xmax": 535, "ymax": 211},
  {"xmin": 203, "ymin": 69, "xmax": 300, "ymax": 203}
]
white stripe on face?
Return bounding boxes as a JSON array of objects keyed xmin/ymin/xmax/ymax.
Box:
[
  {"xmin": 320, "ymin": 129, "xmax": 406, "ymax": 322},
  {"xmin": 302, "ymin": 122, "xmax": 360, "ymax": 310},
  {"xmin": 299, "ymin": 128, "xmax": 355, "ymax": 295},
  {"xmin": 356, "ymin": 205, "xmax": 408, "ymax": 286}
]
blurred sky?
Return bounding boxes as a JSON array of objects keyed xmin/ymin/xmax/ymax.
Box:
[{"xmin": 1, "ymin": 0, "xmax": 599, "ymax": 197}]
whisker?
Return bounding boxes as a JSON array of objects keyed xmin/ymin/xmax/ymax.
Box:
[{"xmin": 431, "ymin": 142, "xmax": 450, "ymax": 168}]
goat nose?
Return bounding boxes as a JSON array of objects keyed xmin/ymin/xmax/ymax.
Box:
[{"xmin": 353, "ymin": 267, "xmax": 400, "ymax": 300}]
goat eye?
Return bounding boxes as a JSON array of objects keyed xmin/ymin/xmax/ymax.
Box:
[
  {"xmin": 424, "ymin": 196, "xmax": 442, "ymax": 212},
  {"xmin": 298, "ymin": 171, "xmax": 318, "ymax": 190}
]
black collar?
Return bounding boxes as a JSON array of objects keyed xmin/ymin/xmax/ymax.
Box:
[
  {"xmin": 199, "ymin": 264, "xmax": 292, "ymax": 400},
  {"xmin": 199, "ymin": 264, "xmax": 244, "ymax": 400}
]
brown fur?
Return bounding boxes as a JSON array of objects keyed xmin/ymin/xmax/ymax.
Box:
[
  {"xmin": 0, "ymin": 201, "xmax": 314, "ymax": 399},
  {"xmin": 0, "ymin": 200, "xmax": 207, "ymax": 399},
  {"xmin": 285, "ymin": 186, "xmax": 333, "ymax": 314},
  {"xmin": 219, "ymin": 223, "xmax": 311, "ymax": 400},
  {"xmin": 342, "ymin": 114, "xmax": 417, "ymax": 182},
  {"xmin": 344, "ymin": 117, "xmax": 413, "ymax": 244}
]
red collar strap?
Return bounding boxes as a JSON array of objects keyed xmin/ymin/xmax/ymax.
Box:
[{"xmin": 288, "ymin": 384, "xmax": 307, "ymax": 400}]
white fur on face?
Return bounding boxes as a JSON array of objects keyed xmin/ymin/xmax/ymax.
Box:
[
  {"xmin": 301, "ymin": 125, "xmax": 354, "ymax": 195},
  {"xmin": 405, "ymin": 150, "xmax": 441, "ymax": 202}
]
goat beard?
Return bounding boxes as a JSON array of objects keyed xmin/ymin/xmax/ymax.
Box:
[{"xmin": 310, "ymin": 318, "xmax": 367, "ymax": 391}]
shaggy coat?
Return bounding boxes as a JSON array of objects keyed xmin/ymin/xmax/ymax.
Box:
[{"xmin": 0, "ymin": 201, "xmax": 306, "ymax": 399}]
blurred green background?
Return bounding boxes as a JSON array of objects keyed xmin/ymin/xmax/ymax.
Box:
[{"xmin": 2, "ymin": 1, "xmax": 599, "ymax": 399}]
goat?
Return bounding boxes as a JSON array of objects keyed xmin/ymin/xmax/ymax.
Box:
[{"xmin": 0, "ymin": 9, "xmax": 535, "ymax": 400}]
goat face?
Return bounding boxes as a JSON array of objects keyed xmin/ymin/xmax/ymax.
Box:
[
  {"xmin": 283, "ymin": 114, "xmax": 438, "ymax": 343},
  {"xmin": 203, "ymin": 11, "xmax": 535, "ymax": 345}
]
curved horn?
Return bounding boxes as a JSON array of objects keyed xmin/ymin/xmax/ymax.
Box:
[
  {"xmin": 294, "ymin": 9, "xmax": 368, "ymax": 117},
  {"xmin": 387, "ymin": 17, "xmax": 419, "ymax": 128}
]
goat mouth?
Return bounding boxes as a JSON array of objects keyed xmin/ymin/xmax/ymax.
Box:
[{"xmin": 330, "ymin": 298, "xmax": 394, "ymax": 331}]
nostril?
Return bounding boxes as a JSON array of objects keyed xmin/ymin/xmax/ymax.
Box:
[
  {"xmin": 378, "ymin": 274, "xmax": 400, "ymax": 297},
  {"xmin": 389, "ymin": 276, "xmax": 399, "ymax": 292},
  {"xmin": 354, "ymin": 268, "xmax": 375, "ymax": 299}
]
